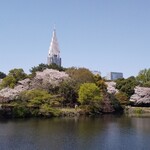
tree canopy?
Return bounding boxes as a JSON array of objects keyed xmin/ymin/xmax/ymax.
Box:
[
  {"xmin": 58, "ymin": 79, "xmax": 78, "ymax": 107},
  {"xmin": 136, "ymin": 68, "xmax": 150, "ymax": 87},
  {"xmin": 115, "ymin": 92, "xmax": 129, "ymax": 106},
  {"xmin": 78, "ymin": 83, "xmax": 103, "ymax": 114},
  {"xmin": 0, "ymin": 68, "xmax": 27, "ymax": 88},
  {"xmin": 93, "ymin": 74, "xmax": 107, "ymax": 93},
  {"xmin": 115, "ymin": 76, "xmax": 138, "ymax": 98},
  {"xmin": 30, "ymin": 63, "xmax": 65, "ymax": 74},
  {"xmin": 18, "ymin": 89, "xmax": 52, "ymax": 106},
  {"xmin": 66, "ymin": 67, "xmax": 95, "ymax": 90},
  {"xmin": 78, "ymin": 83, "xmax": 102, "ymax": 105}
]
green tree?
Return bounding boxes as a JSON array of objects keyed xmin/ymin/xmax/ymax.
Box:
[
  {"xmin": 94, "ymin": 74, "xmax": 107, "ymax": 93},
  {"xmin": 0, "ymin": 68, "xmax": 27, "ymax": 88},
  {"xmin": 136, "ymin": 68, "xmax": 150, "ymax": 87},
  {"xmin": 79, "ymin": 83, "xmax": 101, "ymax": 105},
  {"xmin": 115, "ymin": 92, "xmax": 129, "ymax": 106},
  {"xmin": 109, "ymin": 94, "xmax": 122, "ymax": 111},
  {"xmin": 66, "ymin": 67, "xmax": 95, "ymax": 90},
  {"xmin": 58, "ymin": 80, "xmax": 78, "ymax": 107},
  {"xmin": 78, "ymin": 83, "xmax": 103, "ymax": 114},
  {"xmin": 30, "ymin": 63, "xmax": 65, "ymax": 74},
  {"xmin": 9, "ymin": 68, "xmax": 27, "ymax": 81},
  {"xmin": 116, "ymin": 76, "xmax": 138, "ymax": 98},
  {"xmin": 0, "ymin": 71, "xmax": 6, "ymax": 79},
  {"xmin": 18, "ymin": 89, "xmax": 52, "ymax": 106},
  {"xmin": 0, "ymin": 76, "xmax": 16, "ymax": 88}
]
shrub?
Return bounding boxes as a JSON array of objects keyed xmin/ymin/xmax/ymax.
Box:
[
  {"xmin": 18, "ymin": 89, "xmax": 52, "ymax": 106},
  {"xmin": 12, "ymin": 105, "xmax": 30, "ymax": 118},
  {"xmin": 39, "ymin": 104, "xmax": 61, "ymax": 117},
  {"xmin": 134, "ymin": 108, "xmax": 143, "ymax": 115},
  {"xmin": 109, "ymin": 94, "xmax": 123, "ymax": 112}
]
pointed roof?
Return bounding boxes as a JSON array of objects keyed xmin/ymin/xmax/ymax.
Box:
[{"xmin": 48, "ymin": 29, "xmax": 60, "ymax": 56}]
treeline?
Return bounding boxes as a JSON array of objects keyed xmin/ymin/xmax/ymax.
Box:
[{"xmin": 0, "ymin": 64, "xmax": 150, "ymax": 118}]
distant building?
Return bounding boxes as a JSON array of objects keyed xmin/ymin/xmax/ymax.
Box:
[
  {"xmin": 47, "ymin": 29, "xmax": 61, "ymax": 66},
  {"xmin": 106, "ymin": 72, "xmax": 123, "ymax": 80}
]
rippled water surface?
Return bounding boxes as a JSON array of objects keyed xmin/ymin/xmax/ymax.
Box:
[{"xmin": 0, "ymin": 115, "xmax": 150, "ymax": 150}]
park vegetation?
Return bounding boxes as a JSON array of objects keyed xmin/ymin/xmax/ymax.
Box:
[
  {"xmin": 0, "ymin": 65, "xmax": 149, "ymax": 118},
  {"xmin": 0, "ymin": 69, "xmax": 27, "ymax": 89}
]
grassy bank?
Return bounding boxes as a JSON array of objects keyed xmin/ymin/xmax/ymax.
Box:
[{"xmin": 125, "ymin": 106, "xmax": 150, "ymax": 117}]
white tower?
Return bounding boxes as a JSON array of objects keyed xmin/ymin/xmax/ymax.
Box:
[{"xmin": 47, "ymin": 29, "xmax": 61, "ymax": 66}]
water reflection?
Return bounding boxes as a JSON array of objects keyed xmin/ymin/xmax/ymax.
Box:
[{"xmin": 0, "ymin": 116, "xmax": 150, "ymax": 150}]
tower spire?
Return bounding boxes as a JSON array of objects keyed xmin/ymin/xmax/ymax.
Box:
[{"xmin": 47, "ymin": 28, "xmax": 61, "ymax": 66}]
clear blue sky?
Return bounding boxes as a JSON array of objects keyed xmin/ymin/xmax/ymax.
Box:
[{"xmin": 0, "ymin": 0, "xmax": 150, "ymax": 78}]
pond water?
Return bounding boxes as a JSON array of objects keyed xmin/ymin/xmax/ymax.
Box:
[{"xmin": 0, "ymin": 115, "xmax": 150, "ymax": 150}]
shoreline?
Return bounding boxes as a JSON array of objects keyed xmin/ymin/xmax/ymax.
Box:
[
  {"xmin": 2, "ymin": 104, "xmax": 150, "ymax": 118},
  {"xmin": 125, "ymin": 106, "xmax": 150, "ymax": 117}
]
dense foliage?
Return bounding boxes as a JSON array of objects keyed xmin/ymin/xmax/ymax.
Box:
[
  {"xmin": 66, "ymin": 67, "xmax": 95, "ymax": 90},
  {"xmin": 116, "ymin": 76, "xmax": 138, "ymax": 98},
  {"xmin": 58, "ymin": 80, "xmax": 78, "ymax": 107},
  {"xmin": 78, "ymin": 83, "xmax": 103, "ymax": 114},
  {"xmin": 0, "ymin": 66, "xmax": 150, "ymax": 118},
  {"xmin": 18, "ymin": 89, "xmax": 52, "ymax": 106},
  {"xmin": 79, "ymin": 83, "xmax": 102, "ymax": 104},
  {"xmin": 115, "ymin": 92, "xmax": 129, "ymax": 106},
  {"xmin": 10, "ymin": 89, "xmax": 61, "ymax": 118},
  {"xmin": 136, "ymin": 68, "xmax": 150, "ymax": 87},
  {"xmin": 30, "ymin": 63, "xmax": 65, "ymax": 74},
  {"xmin": 109, "ymin": 94, "xmax": 122, "ymax": 111},
  {"xmin": 94, "ymin": 74, "xmax": 107, "ymax": 93},
  {"xmin": 0, "ymin": 68, "xmax": 27, "ymax": 88}
]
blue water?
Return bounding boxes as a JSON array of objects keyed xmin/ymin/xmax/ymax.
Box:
[{"xmin": 0, "ymin": 115, "xmax": 150, "ymax": 150}]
